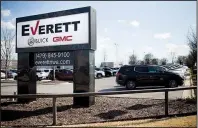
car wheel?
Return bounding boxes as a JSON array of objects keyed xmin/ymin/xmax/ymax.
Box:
[
  {"xmin": 97, "ymin": 73, "xmax": 102, "ymax": 78},
  {"xmin": 126, "ymin": 80, "xmax": 136, "ymax": 90},
  {"xmin": 169, "ymin": 80, "xmax": 178, "ymax": 88}
]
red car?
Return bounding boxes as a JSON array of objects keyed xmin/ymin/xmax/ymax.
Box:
[{"xmin": 49, "ymin": 69, "xmax": 73, "ymax": 81}]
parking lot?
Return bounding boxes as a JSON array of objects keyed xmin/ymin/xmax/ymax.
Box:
[{"xmin": 1, "ymin": 76, "xmax": 190, "ymax": 99}]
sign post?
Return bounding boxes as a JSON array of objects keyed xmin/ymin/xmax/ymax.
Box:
[{"xmin": 16, "ymin": 6, "xmax": 97, "ymax": 106}]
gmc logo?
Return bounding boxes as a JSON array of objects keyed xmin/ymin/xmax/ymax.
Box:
[{"xmin": 53, "ymin": 36, "xmax": 72, "ymax": 42}]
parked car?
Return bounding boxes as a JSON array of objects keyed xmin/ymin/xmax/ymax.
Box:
[
  {"xmin": 100, "ymin": 67, "xmax": 113, "ymax": 77},
  {"xmin": 48, "ymin": 69, "xmax": 73, "ymax": 81},
  {"xmin": 37, "ymin": 69, "xmax": 53, "ymax": 79},
  {"xmin": 116, "ymin": 65, "xmax": 184, "ymax": 90},
  {"xmin": 1, "ymin": 71, "xmax": 6, "ymax": 79},
  {"xmin": 169, "ymin": 69, "xmax": 185, "ymax": 79},
  {"xmin": 111, "ymin": 67, "xmax": 120, "ymax": 76},
  {"xmin": 95, "ymin": 70, "xmax": 105, "ymax": 78},
  {"xmin": 36, "ymin": 70, "xmax": 46, "ymax": 80},
  {"xmin": 57, "ymin": 69, "xmax": 73, "ymax": 81},
  {"xmin": 161, "ymin": 64, "xmax": 189, "ymax": 79},
  {"xmin": 14, "ymin": 70, "xmax": 43, "ymax": 81},
  {"xmin": 1, "ymin": 70, "xmax": 14, "ymax": 78},
  {"xmin": 11, "ymin": 71, "xmax": 17, "ymax": 78}
]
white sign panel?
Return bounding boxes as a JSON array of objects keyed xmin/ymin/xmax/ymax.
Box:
[{"xmin": 17, "ymin": 13, "xmax": 89, "ymax": 48}]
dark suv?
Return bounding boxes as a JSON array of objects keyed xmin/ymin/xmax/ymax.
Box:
[{"xmin": 116, "ymin": 65, "xmax": 184, "ymax": 90}]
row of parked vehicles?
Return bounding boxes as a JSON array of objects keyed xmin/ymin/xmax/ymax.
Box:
[
  {"xmin": 47, "ymin": 67, "xmax": 119, "ymax": 81},
  {"xmin": 9, "ymin": 67, "xmax": 119, "ymax": 81},
  {"xmin": 2, "ymin": 64, "xmax": 188, "ymax": 84},
  {"xmin": 1, "ymin": 69, "xmax": 17, "ymax": 79},
  {"xmin": 116, "ymin": 64, "xmax": 189, "ymax": 90}
]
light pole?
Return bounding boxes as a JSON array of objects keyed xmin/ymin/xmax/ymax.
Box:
[
  {"xmin": 143, "ymin": 52, "xmax": 146, "ymax": 65},
  {"xmin": 103, "ymin": 49, "xmax": 106, "ymax": 62},
  {"xmin": 114, "ymin": 43, "xmax": 118, "ymax": 67},
  {"xmin": 5, "ymin": 48, "xmax": 9, "ymax": 80}
]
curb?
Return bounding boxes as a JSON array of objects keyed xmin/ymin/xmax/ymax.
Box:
[{"xmin": 46, "ymin": 115, "xmax": 196, "ymax": 127}]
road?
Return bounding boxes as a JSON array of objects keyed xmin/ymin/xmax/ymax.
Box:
[{"xmin": 1, "ymin": 77, "xmax": 191, "ymax": 99}]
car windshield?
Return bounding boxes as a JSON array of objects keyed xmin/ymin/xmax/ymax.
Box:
[
  {"xmin": 10, "ymin": 70, "xmax": 17, "ymax": 73},
  {"xmin": 104, "ymin": 68, "xmax": 111, "ymax": 70}
]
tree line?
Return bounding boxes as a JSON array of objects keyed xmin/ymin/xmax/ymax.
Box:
[
  {"xmin": 128, "ymin": 53, "xmax": 168, "ymax": 65},
  {"xmin": 128, "ymin": 27, "xmax": 197, "ymax": 68}
]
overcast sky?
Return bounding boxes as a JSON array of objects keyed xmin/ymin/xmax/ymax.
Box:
[{"xmin": 1, "ymin": 1, "xmax": 196, "ymax": 67}]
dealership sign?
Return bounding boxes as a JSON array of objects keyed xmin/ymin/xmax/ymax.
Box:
[
  {"xmin": 16, "ymin": 7, "xmax": 96, "ymax": 106},
  {"xmin": 16, "ymin": 7, "xmax": 96, "ymax": 53},
  {"xmin": 17, "ymin": 13, "xmax": 88, "ymax": 48}
]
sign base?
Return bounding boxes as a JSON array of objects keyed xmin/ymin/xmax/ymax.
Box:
[
  {"xmin": 73, "ymin": 50, "xmax": 95, "ymax": 107},
  {"xmin": 17, "ymin": 53, "xmax": 37, "ymax": 103}
]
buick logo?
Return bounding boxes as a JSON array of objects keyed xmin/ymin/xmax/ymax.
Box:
[
  {"xmin": 28, "ymin": 37, "xmax": 48, "ymax": 46},
  {"xmin": 28, "ymin": 37, "xmax": 34, "ymax": 46}
]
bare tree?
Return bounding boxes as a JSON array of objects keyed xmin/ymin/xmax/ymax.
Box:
[
  {"xmin": 151, "ymin": 58, "xmax": 159, "ymax": 65},
  {"xmin": 176, "ymin": 56, "xmax": 187, "ymax": 65},
  {"xmin": 144, "ymin": 53, "xmax": 153, "ymax": 65},
  {"xmin": 128, "ymin": 52, "xmax": 137, "ymax": 65},
  {"xmin": 170, "ymin": 51, "xmax": 176, "ymax": 64},
  {"xmin": 135, "ymin": 60, "xmax": 142, "ymax": 65},
  {"xmin": 160, "ymin": 58, "xmax": 168, "ymax": 65},
  {"xmin": 140, "ymin": 60, "xmax": 144, "ymax": 65},
  {"xmin": 103, "ymin": 49, "xmax": 107, "ymax": 63},
  {"xmin": 186, "ymin": 27, "xmax": 197, "ymax": 68},
  {"xmin": 1, "ymin": 27, "xmax": 15, "ymax": 79}
]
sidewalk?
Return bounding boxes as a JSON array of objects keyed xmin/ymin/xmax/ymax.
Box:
[
  {"xmin": 182, "ymin": 72, "xmax": 196, "ymax": 99},
  {"xmin": 47, "ymin": 115, "xmax": 196, "ymax": 127},
  {"xmin": 1, "ymin": 78, "xmax": 16, "ymax": 83},
  {"xmin": 1, "ymin": 79, "xmax": 67, "ymax": 85}
]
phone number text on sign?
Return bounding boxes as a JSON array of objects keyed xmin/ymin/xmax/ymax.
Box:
[
  {"xmin": 34, "ymin": 51, "xmax": 73, "ymax": 66},
  {"xmin": 35, "ymin": 52, "xmax": 71, "ymax": 59}
]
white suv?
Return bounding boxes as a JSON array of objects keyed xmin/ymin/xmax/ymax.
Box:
[
  {"xmin": 36, "ymin": 70, "xmax": 45, "ymax": 80},
  {"xmin": 37, "ymin": 69, "xmax": 53, "ymax": 80},
  {"xmin": 95, "ymin": 70, "xmax": 105, "ymax": 78},
  {"xmin": 14, "ymin": 70, "xmax": 45, "ymax": 81},
  {"xmin": 1, "ymin": 72, "xmax": 6, "ymax": 79}
]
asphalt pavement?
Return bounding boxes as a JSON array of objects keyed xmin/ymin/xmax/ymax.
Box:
[{"xmin": 1, "ymin": 76, "xmax": 192, "ymax": 99}]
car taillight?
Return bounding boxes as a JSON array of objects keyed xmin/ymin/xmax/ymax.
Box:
[{"xmin": 116, "ymin": 72, "xmax": 121, "ymax": 77}]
